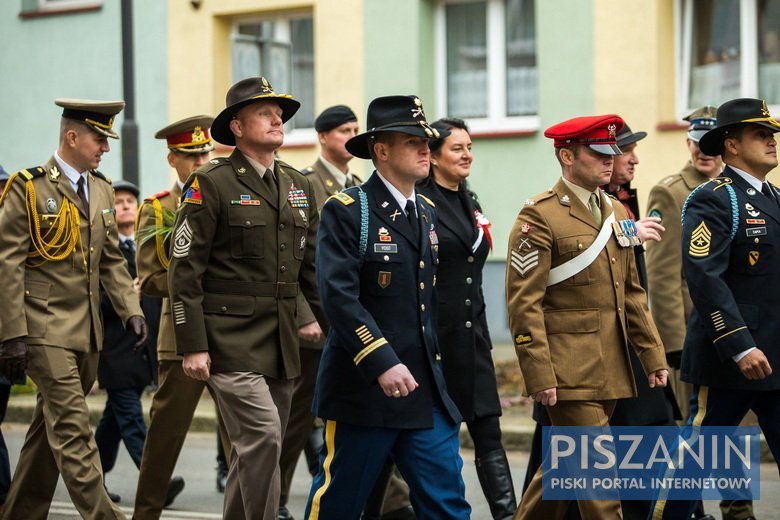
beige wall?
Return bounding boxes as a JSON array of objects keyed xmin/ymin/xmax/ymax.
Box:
[
  {"xmin": 167, "ymin": 0, "xmax": 364, "ymax": 172},
  {"xmin": 593, "ymin": 0, "xmax": 691, "ymax": 213}
]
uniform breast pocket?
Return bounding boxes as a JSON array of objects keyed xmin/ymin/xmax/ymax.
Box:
[
  {"xmin": 362, "ymin": 252, "xmax": 405, "ymax": 297},
  {"xmin": 555, "ymin": 233, "xmax": 595, "ymax": 285},
  {"xmin": 734, "ymin": 231, "xmax": 774, "ymax": 275},
  {"xmin": 228, "ymin": 207, "xmax": 265, "ymax": 259},
  {"xmin": 292, "ymin": 209, "xmax": 310, "ymax": 260}
]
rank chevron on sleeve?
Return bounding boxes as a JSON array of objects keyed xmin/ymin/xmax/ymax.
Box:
[{"xmin": 510, "ymin": 248, "xmax": 539, "ymax": 276}]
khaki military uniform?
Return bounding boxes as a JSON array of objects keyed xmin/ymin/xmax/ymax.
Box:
[
  {"xmin": 133, "ymin": 182, "xmax": 230, "ymax": 519},
  {"xmin": 507, "ymin": 179, "xmax": 666, "ymax": 520},
  {"xmin": 168, "ymin": 149, "xmax": 324, "ymax": 518},
  {"xmin": 645, "ymin": 162, "xmax": 710, "ymax": 420},
  {"xmin": 0, "ymin": 158, "xmax": 141, "ymax": 520}
]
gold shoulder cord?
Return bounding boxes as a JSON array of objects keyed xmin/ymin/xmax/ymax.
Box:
[
  {"xmin": 1, "ymin": 171, "xmax": 85, "ymax": 267},
  {"xmin": 152, "ymin": 198, "xmax": 170, "ymax": 269}
]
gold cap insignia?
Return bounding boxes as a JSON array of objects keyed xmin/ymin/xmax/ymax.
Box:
[
  {"xmin": 762, "ymin": 100, "xmax": 770, "ymax": 117},
  {"xmin": 608, "ymin": 123, "xmax": 617, "ymax": 137},
  {"xmin": 192, "ymin": 126, "xmax": 206, "ymax": 143}
]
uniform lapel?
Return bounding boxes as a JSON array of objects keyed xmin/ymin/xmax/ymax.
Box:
[
  {"xmin": 421, "ymin": 178, "xmax": 471, "ymax": 251},
  {"xmin": 278, "ymin": 163, "xmax": 292, "ymax": 210},
  {"xmin": 44, "ymin": 157, "xmax": 87, "ymax": 218},
  {"xmin": 554, "ymin": 179, "xmax": 600, "ymax": 230},
  {"xmin": 598, "ymin": 189, "xmax": 615, "ymax": 224},
  {"xmin": 726, "ymin": 167, "xmax": 780, "ymax": 224},
  {"xmin": 366, "ymin": 173, "xmax": 419, "ymax": 249},
  {"xmin": 88, "ymin": 172, "xmax": 102, "ymax": 225},
  {"xmin": 231, "ymin": 149, "xmax": 277, "ymax": 208},
  {"xmin": 314, "ymin": 159, "xmax": 341, "ymax": 197}
]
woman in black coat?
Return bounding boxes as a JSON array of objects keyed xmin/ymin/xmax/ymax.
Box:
[{"xmin": 417, "ymin": 118, "xmax": 516, "ymax": 520}]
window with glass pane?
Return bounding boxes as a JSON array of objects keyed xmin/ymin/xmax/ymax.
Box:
[
  {"xmin": 688, "ymin": 0, "xmax": 741, "ymax": 108},
  {"xmin": 758, "ymin": 0, "xmax": 780, "ymax": 105},
  {"xmin": 505, "ymin": 0, "xmax": 536, "ymax": 116},
  {"xmin": 446, "ymin": 2, "xmax": 488, "ymax": 119},
  {"xmin": 231, "ymin": 17, "xmax": 314, "ymax": 130}
]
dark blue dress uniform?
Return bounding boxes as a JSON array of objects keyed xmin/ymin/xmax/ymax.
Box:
[
  {"xmin": 650, "ymin": 169, "xmax": 780, "ymax": 519},
  {"xmin": 306, "ymin": 172, "xmax": 469, "ymax": 519}
]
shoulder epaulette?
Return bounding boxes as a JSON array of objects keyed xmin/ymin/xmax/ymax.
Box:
[
  {"xmin": 708, "ymin": 176, "xmax": 732, "ymax": 191},
  {"xmin": 145, "ymin": 190, "xmax": 171, "ymax": 201},
  {"xmin": 327, "ymin": 191, "xmax": 355, "ymax": 205},
  {"xmin": 417, "ymin": 193, "xmax": 435, "ymax": 207},
  {"xmin": 300, "ymin": 166, "xmax": 314, "ymax": 176},
  {"xmin": 90, "ymin": 170, "xmax": 111, "ymax": 184},
  {"xmin": 276, "ymin": 160, "xmax": 301, "ymax": 175},
  {"xmin": 606, "ymin": 192, "xmax": 619, "ymax": 202},
  {"xmin": 199, "ymin": 157, "xmax": 229, "ymax": 173},
  {"xmin": 660, "ymin": 175, "xmax": 679, "ymax": 186}
]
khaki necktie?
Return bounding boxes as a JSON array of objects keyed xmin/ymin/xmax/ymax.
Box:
[
  {"xmin": 589, "ymin": 192, "xmax": 602, "ymax": 226},
  {"xmin": 263, "ymin": 168, "xmax": 278, "ymax": 201}
]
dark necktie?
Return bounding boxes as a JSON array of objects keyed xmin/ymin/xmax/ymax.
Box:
[
  {"xmin": 762, "ymin": 183, "xmax": 777, "ymax": 205},
  {"xmin": 405, "ymin": 199, "xmax": 420, "ymax": 245},
  {"xmin": 263, "ymin": 169, "xmax": 278, "ymax": 201},
  {"xmin": 124, "ymin": 238, "xmax": 136, "ymax": 254},
  {"xmin": 76, "ymin": 175, "xmax": 89, "ymax": 212}
]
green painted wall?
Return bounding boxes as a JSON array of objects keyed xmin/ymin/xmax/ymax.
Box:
[{"xmin": 0, "ymin": 1, "xmax": 167, "ymax": 195}]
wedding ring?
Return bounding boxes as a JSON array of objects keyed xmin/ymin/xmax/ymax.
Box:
[{"xmin": 392, "ymin": 389, "xmax": 401, "ymax": 398}]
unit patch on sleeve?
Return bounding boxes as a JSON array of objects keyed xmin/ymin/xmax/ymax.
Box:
[
  {"xmin": 514, "ymin": 333, "xmax": 533, "ymax": 346},
  {"xmin": 172, "ymin": 217, "xmax": 193, "ymax": 258},
  {"xmin": 688, "ymin": 221, "xmax": 711, "ymax": 257},
  {"xmin": 183, "ymin": 178, "xmax": 203, "ymax": 205}
]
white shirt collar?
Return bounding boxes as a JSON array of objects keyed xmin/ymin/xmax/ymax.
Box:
[
  {"xmin": 176, "ymin": 178, "xmax": 185, "ymax": 191},
  {"xmin": 54, "ymin": 150, "xmax": 89, "ymax": 196},
  {"xmin": 375, "ymin": 170, "xmax": 416, "ymax": 216},
  {"xmin": 118, "ymin": 232, "xmax": 134, "ymax": 242},
  {"xmin": 729, "ymin": 165, "xmax": 765, "ymax": 192},
  {"xmin": 319, "ymin": 156, "xmax": 351, "ymax": 189}
]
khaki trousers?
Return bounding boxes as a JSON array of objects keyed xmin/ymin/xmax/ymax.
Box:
[
  {"xmin": 3, "ymin": 346, "xmax": 125, "ymax": 520},
  {"xmin": 515, "ymin": 400, "xmax": 620, "ymax": 520},
  {"xmin": 133, "ymin": 360, "xmax": 230, "ymax": 520},
  {"xmin": 209, "ymin": 372, "xmax": 293, "ymax": 520}
]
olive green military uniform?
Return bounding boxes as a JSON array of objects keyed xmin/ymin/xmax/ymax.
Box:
[
  {"xmin": 0, "ymin": 158, "xmax": 141, "ymax": 520},
  {"xmin": 168, "ymin": 149, "xmax": 324, "ymax": 518},
  {"xmin": 507, "ymin": 180, "xmax": 666, "ymax": 520},
  {"xmin": 133, "ymin": 182, "xmax": 230, "ymax": 519},
  {"xmin": 645, "ymin": 162, "xmax": 710, "ymax": 420}
]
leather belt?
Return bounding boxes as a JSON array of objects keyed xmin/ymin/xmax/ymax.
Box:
[{"xmin": 203, "ymin": 279, "xmax": 299, "ymax": 298}]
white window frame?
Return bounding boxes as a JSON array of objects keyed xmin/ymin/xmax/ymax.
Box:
[
  {"xmin": 676, "ymin": 0, "xmax": 778, "ymax": 116},
  {"xmin": 435, "ymin": 0, "xmax": 539, "ymax": 134},
  {"xmin": 37, "ymin": 0, "xmax": 101, "ymax": 10},
  {"xmin": 230, "ymin": 15, "xmax": 316, "ymax": 146}
]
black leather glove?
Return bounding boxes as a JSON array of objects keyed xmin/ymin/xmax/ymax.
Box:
[
  {"xmin": 0, "ymin": 338, "xmax": 28, "ymax": 382},
  {"xmin": 127, "ymin": 316, "xmax": 149, "ymax": 352}
]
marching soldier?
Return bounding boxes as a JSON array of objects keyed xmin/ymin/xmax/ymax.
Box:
[
  {"xmin": 167, "ymin": 77, "xmax": 326, "ymax": 519},
  {"xmin": 507, "ymin": 114, "xmax": 667, "ymax": 520},
  {"xmin": 305, "ymin": 95, "xmax": 470, "ymax": 519},
  {"xmin": 0, "ymin": 99, "xmax": 147, "ymax": 519},
  {"xmin": 650, "ymin": 98, "xmax": 780, "ymax": 518},
  {"xmin": 133, "ymin": 115, "xmax": 229, "ymax": 519},
  {"xmin": 645, "ymin": 105, "xmax": 722, "ymax": 420}
]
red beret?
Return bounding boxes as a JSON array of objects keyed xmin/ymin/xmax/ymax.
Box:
[{"xmin": 544, "ymin": 114, "xmax": 624, "ymax": 155}]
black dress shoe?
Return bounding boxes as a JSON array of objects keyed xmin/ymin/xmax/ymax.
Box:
[
  {"xmin": 216, "ymin": 467, "xmax": 227, "ymax": 493},
  {"xmin": 278, "ymin": 505, "xmax": 295, "ymax": 520},
  {"xmin": 105, "ymin": 488, "xmax": 121, "ymax": 503},
  {"xmin": 693, "ymin": 515, "xmax": 716, "ymax": 520},
  {"xmin": 164, "ymin": 476, "xmax": 185, "ymax": 508}
]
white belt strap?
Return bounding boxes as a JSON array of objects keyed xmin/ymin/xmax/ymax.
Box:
[{"xmin": 547, "ymin": 195, "xmax": 614, "ymax": 287}]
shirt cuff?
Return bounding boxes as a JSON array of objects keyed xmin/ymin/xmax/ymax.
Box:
[{"xmin": 732, "ymin": 347, "xmax": 756, "ymax": 363}]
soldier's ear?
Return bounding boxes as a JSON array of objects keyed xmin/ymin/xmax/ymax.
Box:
[
  {"xmin": 559, "ymin": 147, "xmax": 575, "ymax": 166},
  {"xmin": 230, "ymin": 118, "xmax": 242, "ymax": 139}
]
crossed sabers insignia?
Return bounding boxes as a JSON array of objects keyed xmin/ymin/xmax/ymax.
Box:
[{"xmin": 390, "ymin": 209, "xmax": 402, "ymax": 222}]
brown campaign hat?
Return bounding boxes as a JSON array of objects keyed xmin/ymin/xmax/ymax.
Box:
[
  {"xmin": 212, "ymin": 77, "xmax": 300, "ymax": 146},
  {"xmin": 55, "ymin": 98, "xmax": 125, "ymax": 139},
  {"xmin": 155, "ymin": 115, "xmax": 215, "ymax": 154}
]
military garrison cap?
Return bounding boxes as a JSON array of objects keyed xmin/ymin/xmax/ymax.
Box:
[
  {"xmin": 544, "ymin": 114, "xmax": 625, "ymax": 155},
  {"xmin": 683, "ymin": 106, "xmax": 717, "ymax": 143},
  {"xmin": 55, "ymin": 98, "xmax": 125, "ymax": 139},
  {"xmin": 155, "ymin": 115, "xmax": 215, "ymax": 154},
  {"xmin": 314, "ymin": 105, "xmax": 357, "ymax": 133}
]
